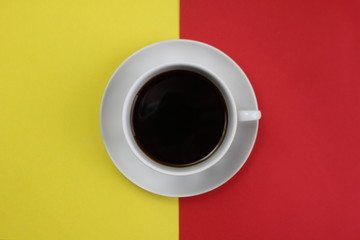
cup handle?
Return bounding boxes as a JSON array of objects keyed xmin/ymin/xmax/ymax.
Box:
[{"xmin": 238, "ymin": 110, "xmax": 261, "ymax": 121}]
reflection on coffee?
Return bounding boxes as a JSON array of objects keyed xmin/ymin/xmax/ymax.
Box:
[{"xmin": 131, "ymin": 70, "xmax": 227, "ymax": 167}]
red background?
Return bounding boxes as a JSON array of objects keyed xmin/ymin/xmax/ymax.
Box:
[{"xmin": 180, "ymin": 0, "xmax": 360, "ymax": 239}]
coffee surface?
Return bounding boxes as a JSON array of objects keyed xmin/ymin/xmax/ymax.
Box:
[{"xmin": 132, "ymin": 70, "xmax": 227, "ymax": 167}]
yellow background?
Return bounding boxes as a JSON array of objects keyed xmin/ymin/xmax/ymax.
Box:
[{"xmin": 0, "ymin": 0, "xmax": 179, "ymax": 239}]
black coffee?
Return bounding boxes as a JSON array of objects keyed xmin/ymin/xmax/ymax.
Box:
[{"xmin": 131, "ymin": 70, "xmax": 227, "ymax": 167}]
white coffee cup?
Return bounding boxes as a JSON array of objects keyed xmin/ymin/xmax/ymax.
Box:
[{"xmin": 122, "ymin": 63, "xmax": 261, "ymax": 176}]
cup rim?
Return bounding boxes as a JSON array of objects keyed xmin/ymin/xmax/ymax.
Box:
[{"xmin": 122, "ymin": 63, "xmax": 238, "ymax": 176}]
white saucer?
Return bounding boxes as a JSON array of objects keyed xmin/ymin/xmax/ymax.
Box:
[{"xmin": 100, "ymin": 40, "xmax": 259, "ymax": 197}]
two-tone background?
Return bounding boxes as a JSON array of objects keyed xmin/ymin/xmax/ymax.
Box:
[{"xmin": 1, "ymin": 0, "xmax": 359, "ymax": 239}]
